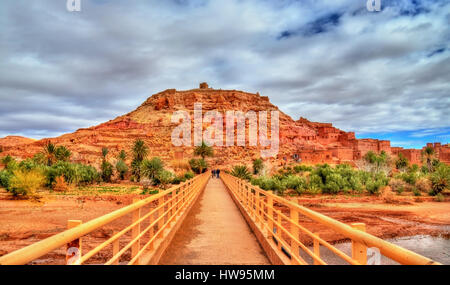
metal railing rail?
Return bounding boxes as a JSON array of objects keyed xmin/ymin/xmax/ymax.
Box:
[
  {"xmin": 221, "ymin": 173, "xmax": 441, "ymax": 265},
  {"xmin": 0, "ymin": 172, "xmax": 210, "ymax": 265}
]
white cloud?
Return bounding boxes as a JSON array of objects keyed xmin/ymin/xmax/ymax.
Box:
[{"xmin": 0, "ymin": 0, "xmax": 448, "ymax": 141}]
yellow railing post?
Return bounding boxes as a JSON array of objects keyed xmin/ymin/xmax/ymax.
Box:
[
  {"xmin": 255, "ymin": 191, "xmax": 260, "ymax": 224},
  {"xmin": 245, "ymin": 184, "xmax": 249, "ymax": 211},
  {"xmin": 112, "ymin": 230, "xmax": 119, "ymax": 265},
  {"xmin": 158, "ymin": 196, "xmax": 164, "ymax": 230},
  {"xmin": 267, "ymin": 194, "xmax": 274, "ymax": 238},
  {"xmin": 131, "ymin": 198, "xmax": 141, "ymax": 263},
  {"xmin": 290, "ymin": 208, "xmax": 300, "ymax": 265},
  {"xmin": 66, "ymin": 220, "xmax": 82, "ymax": 265},
  {"xmin": 277, "ymin": 210, "xmax": 282, "ymax": 251},
  {"xmin": 313, "ymin": 233, "xmax": 320, "ymax": 265},
  {"xmin": 351, "ymin": 223, "xmax": 367, "ymax": 265}
]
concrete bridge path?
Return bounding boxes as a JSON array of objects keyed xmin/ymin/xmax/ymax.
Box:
[{"xmin": 159, "ymin": 177, "xmax": 270, "ymax": 265}]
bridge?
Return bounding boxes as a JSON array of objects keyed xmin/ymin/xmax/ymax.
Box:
[{"xmin": 0, "ymin": 173, "xmax": 441, "ymax": 265}]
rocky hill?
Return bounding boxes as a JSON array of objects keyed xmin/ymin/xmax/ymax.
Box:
[{"xmin": 1, "ymin": 83, "xmax": 448, "ymax": 168}]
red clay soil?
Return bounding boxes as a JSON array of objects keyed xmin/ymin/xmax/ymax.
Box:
[{"xmin": 0, "ymin": 189, "xmax": 448, "ymax": 264}]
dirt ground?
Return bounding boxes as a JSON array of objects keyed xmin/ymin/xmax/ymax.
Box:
[{"xmin": 0, "ymin": 188, "xmax": 448, "ymax": 264}]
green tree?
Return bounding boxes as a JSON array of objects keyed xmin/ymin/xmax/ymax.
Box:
[
  {"xmin": 116, "ymin": 160, "xmax": 128, "ymax": 180},
  {"xmin": 252, "ymin": 159, "xmax": 264, "ymax": 175},
  {"xmin": 101, "ymin": 160, "xmax": 113, "ymax": 182},
  {"xmin": 118, "ymin": 150, "xmax": 127, "ymax": 161},
  {"xmin": 1, "ymin": 155, "xmax": 14, "ymax": 167},
  {"xmin": 194, "ymin": 141, "xmax": 213, "ymax": 159},
  {"xmin": 101, "ymin": 147, "xmax": 109, "ymax": 160},
  {"xmin": 363, "ymin": 151, "xmax": 389, "ymax": 174},
  {"xmin": 132, "ymin": 139, "xmax": 148, "ymax": 162},
  {"xmin": 429, "ymin": 164, "xmax": 449, "ymax": 196},
  {"xmin": 55, "ymin": 146, "xmax": 71, "ymax": 162},
  {"xmin": 395, "ymin": 153, "xmax": 409, "ymax": 171},
  {"xmin": 131, "ymin": 139, "xmax": 148, "ymax": 182},
  {"xmin": 422, "ymin": 146, "xmax": 435, "ymax": 172},
  {"xmin": 43, "ymin": 141, "xmax": 56, "ymax": 166},
  {"xmin": 141, "ymin": 157, "xmax": 164, "ymax": 181},
  {"xmin": 189, "ymin": 158, "xmax": 208, "ymax": 174},
  {"xmin": 231, "ymin": 165, "xmax": 252, "ymax": 180}
]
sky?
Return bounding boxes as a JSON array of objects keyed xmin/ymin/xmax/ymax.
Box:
[{"xmin": 0, "ymin": 0, "xmax": 449, "ymax": 149}]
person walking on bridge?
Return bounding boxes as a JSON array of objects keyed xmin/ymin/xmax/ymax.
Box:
[
  {"xmin": 211, "ymin": 169, "xmax": 215, "ymax": 179},
  {"xmin": 216, "ymin": 169, "xmax": 221, "ymax": 179}
]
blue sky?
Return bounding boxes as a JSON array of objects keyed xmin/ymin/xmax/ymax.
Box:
[{"xmin": 0, "ymin": 0, "xmax": 449, "ymax": 149}]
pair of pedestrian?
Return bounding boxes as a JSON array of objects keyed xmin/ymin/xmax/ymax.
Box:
[{"xmin": 211, "ymin": 169, "xmax": 221, "ymax": 179}]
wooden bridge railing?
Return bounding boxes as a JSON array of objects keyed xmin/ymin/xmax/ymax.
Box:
[
  {"xmin": 0, "ymin": 172, "xmax": 210, "ymax": 265},
  {"xmin": 221, "ymin": 173, "xmax": 441, "ymax": 265}
]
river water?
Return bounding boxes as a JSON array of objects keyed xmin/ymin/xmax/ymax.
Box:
[{"xmin": 300, "ymin": 235, "xmax": 450, "ymax": 265}]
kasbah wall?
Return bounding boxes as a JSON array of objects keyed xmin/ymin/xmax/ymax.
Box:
[{"xmin": 282, "ymin": 117, "xmax": 450, "ymax": 166}]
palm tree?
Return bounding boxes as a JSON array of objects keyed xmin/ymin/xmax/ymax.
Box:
[
  {"xmin": 118, "ymin": 150, "xmax": 127, "ymax": 161},
  {"xmin": 231, "ymin": 165, "xmax": 252, "ymax": 180},
  {"xmin": 253, "ymin": 159, "xmax": 264, "ymax": 175},
  {"xmin": 141, "ymin": 157, "xmax": 164, "ymax": 181},
  {"xmin": 132, "ymin": 139, "xmax": 148, "ymax": 162},
  {"xmin": 194, "ymin": 141, "xmax": 213, "ymax": 159},
  {"xmin": 55, "ymin": 146, "xmax": 71, "ymax": 162},
  {"xmin": 131, "ymin": 140, "xmax": 148, "ymax": 182},
  {"xmin": 102, "ymin": 147, "xmax": 109, "ymax": 160},
  {"xmin": 43, "ymin": 141, "xmax": 56, "ymax": 166},
  {"xmin": 422, "ymin": 146, "xmax": 435, "ymax": 172}
]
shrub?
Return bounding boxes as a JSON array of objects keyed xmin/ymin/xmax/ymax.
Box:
[
  {"xmin": 252, "ymin": 159, "xmax": 264, "ymax": 175},
  {"xmin": 189, "ymin": 158, "xmax": 208, "ymax": 174},
  {"xmin": 398, "ymin": 172, "xmax": 417, "ymax": 185},
  {"xmin": 434, "ymin": 193, "xmax": 444, "ymax": 202},
  {"xmin": 273, "ymin": 178, "xmax": 287, "ymax": 195},
  {"xmin": 75, "ymin": 164, "xmax": 100, "ymax": 185},
  {"xmin": 284, "ymin": 175, "xmax": 307, "ymax": 194},
  {"xmin": 366, "ymin": 179, "xmax": 384, "ymax": 195},
  {"xmin": 9, "ymin": 169, "xmax": 45, "ymax": 197},
  {"xmin": 0, "ymin": 170, "xmax": 13, "ymax": 191},
  {"xmin": 156, "ymin": 170, "xmax": 174, "ymax": 190},
  {"xmin": 415, "ymin": 178, "xmax": 431, "ymax": 193},
  {"xmin": 184, "ymin": 171, "xmax": 195, "ymax": 180},
  {"xmin": 231, "ymin": 165, "xmax": 252, "ymax": 180},
  {"xmin": 141, "ymin": 178, "xmax": 152, "ymax": 191},
  {"xmin": 42, "ymin": 162, "xmax": 98, "ymax": 187},
  {"xmin": 389, "ymin": 178, "xmax": 406, "ymax": 194},
  {"xmin": 365, "ymin": 173, "xmax": 388, "ymax": 195},
  {"xmin": 412, "ymin": 187, "xmax": 421, "ymax": 197},
  {"xmin": 293, "ymin": 165, "xmax": 313, "ymax": 173},
  {"xmin": 115, "ymin": 160, "xmax": 128, "ymax": 180},
  {"xmin": 308, "ymin": 174, "xmax": 324, "ymax": 192},
  {"xmin": 18, "ymin": 159, "xmax": 39, "ymax": 171},
  {"xmin": 251, "ymin": 176, "xmax": 275, "ymax": 191},
  {"xmin": 429, "ymin": 164, "xmax": 449, "ymax": 196},
  {"xmin": 53, "ymin": 176, "xmax": 69, "ymax": 192},
  {"xmin": 171, "ymin": 176, "xmax": 185, "ymax": 185}
]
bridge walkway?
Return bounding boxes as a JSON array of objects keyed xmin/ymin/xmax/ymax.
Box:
[{"xmin": 159, "ymin": 177, "xmax": 269, "ymax": 265}]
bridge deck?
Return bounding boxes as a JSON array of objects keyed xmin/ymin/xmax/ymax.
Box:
[{"xmin": 159, "ymin": 177, "xmax": 270, "ymax": 265}]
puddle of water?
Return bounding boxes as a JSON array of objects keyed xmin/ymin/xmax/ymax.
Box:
[
  {"xmin": 378, "ymin": 216, "xmax": 450, "ymax": 231},
  {"xmin": 300, "ymin": 235, "xmax": 450, "ymax": 265}
]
